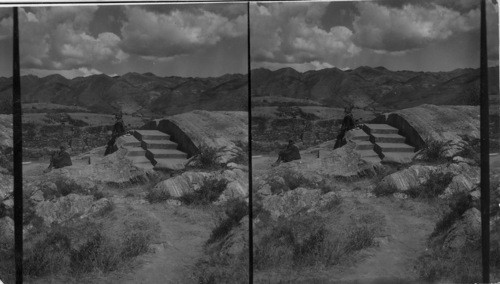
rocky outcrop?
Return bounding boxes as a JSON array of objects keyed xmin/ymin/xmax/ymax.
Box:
[
  {"xmin": 31, "ymin": 148, "xmax": 156, "ymax": 188},
  {"xmin": 377, "ymin": 162, "xmax": 480, "ymax": 198},
  {"xmin": 147, "ymin": 110, "xmax": 248, "ymax": 164},
  {"xmin": 151, "ymin": 166, "xmax": 249, "ymax": 201},
  {"xmin": 34, "ymin": 194, "xmax": 112, "ymax": 227},
  {"xmin": 375, "ymin": 105, "xmax": 479, "ymax": 156}
]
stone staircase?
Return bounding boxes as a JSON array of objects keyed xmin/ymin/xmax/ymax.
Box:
[
  {"xmin": 349, "ymin": 124, "xmax": 415, "ymax": 164},
  {"xmin": 118, "ymin": 130, "xmax": 189, "ymax": 170}
]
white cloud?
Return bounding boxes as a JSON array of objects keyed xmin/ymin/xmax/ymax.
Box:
[
  {"xmin": 250, "ymin": 3, "xmax": 360, "ymax": 65},
  {"xmin": 120, "ymin": 6, "xmax": 246, "ymax": 58},
  {"xmin": 0, "ymin": 13, "xmax": 12, "ymax": 41},
  {"xmin": 352, "ymin": 2, "xmax": 480, "ymax": 52},
  {"xmin": 19, "ymin": 7, "xmax": 125, "ymax": 70}
]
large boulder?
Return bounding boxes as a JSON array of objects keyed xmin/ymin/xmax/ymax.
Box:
[
  {"xmin": 151, "ymin": 168, "xmax": 249, "ymax": 201},
  {"xmin": 262, "ymin": 141, "xmax": 382, "ymax": 191},
  {"xmin": 377, "ymin": 162, "xmax": 479, "ymax": 196},
  {"xmin": 152, "ymin": 171, "xmax": 211, "ymax": 198},
  {"xmin": 376, "ymin": 104, "xmax": 479, "ymax": 156},
  {"xmin": 150, "ymin": 110, "xmax": 248, "ymax": 164},
  {"xmin": 26, "ymin": 148, "xmax": 155, "ymax": 190}
]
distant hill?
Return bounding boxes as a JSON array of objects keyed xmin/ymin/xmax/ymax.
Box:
[
  {"xmin": 0, "ymin": 72, "xmax": 248, "ymax": 115},
  {"xmin": 251, "ymin": 66, "xmax": 499, "ymax": 110}
]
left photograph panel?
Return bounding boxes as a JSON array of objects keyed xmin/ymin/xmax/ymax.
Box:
[
  {"xmin": 0, "ymin": 8, "xmax": 14, "ymax": 284},
  {"xmin": 19, "ymin": 4, "xmax": 249, "ymax": 283}
]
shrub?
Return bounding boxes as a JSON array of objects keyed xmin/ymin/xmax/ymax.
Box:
[
  {"xmin": 254, "ymin": 215, "xmax": 375, "ymax": 270},
  {"xmin": 198, "ymin": 144, "xmax": 222, "ymax": 169},
  {"xmin": 230, "ymin": 141, "xmax": 249, "ymax": 165},
  {"xmin": 282, "ymin": 171, "xmax": 316, "ymax": 191},
  {"xmin": 145, "ymin": 189, "xmax": 171, "ymax": 204},
  {"xmin": 431, "ymin": 191, "xmax": 472, "ymax": 238},
  {"xmin": 455, "ymin": 135, "xmax": 480, "ymax": 164},
  {"xmin": 373, "ymin": 183, "xmax": 398, "ymax": 197},
  {"xmin": 406, "ymin": 171, "xmax": 455, "ymax": 199},
  {"xmin": 207, "ymin": 199, "xmax": 248, "ymax": 245},
  {"xmin": 417, "ymin": 239, "xmax": 481, "ymax": 283},
  {"xmin": 179, "ymin": 178, "xmax": 228, "ymax": 205},
  {"xmin": 419, "ymin": 139, "xmax": 452, "ymax": 163}
]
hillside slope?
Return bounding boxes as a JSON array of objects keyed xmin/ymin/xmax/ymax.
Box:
[
  {"xmin": 251, "ymin": 66, "xmax": 499, "ymax": 110},
  {"xmin": 0, "ymin": 73, "xmax": 248, "ymax": 115}
]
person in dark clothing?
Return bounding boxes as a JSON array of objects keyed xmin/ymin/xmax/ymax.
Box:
[
  {"xmin": 104, "ymin": 113, "xmax": 127, "ymax": 156},
  {"xmin": 334, "ymin": 106, "xmax": 355, "ymax": 149},
  {"xmin": 273, "ymin": 140, "xmax": 301, "ymax": 166},
  {"xmin": 45, "ymin": 145, "xmax": 72, "ymax": 172}
]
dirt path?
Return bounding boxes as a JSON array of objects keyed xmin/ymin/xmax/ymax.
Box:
[
  {"xmin": 338, "ymin": 195, "xmax": 436, "ymax": 282},
  {"xmin": 104, "ymin": 199, "xmax": 216, "ymax": 284}
]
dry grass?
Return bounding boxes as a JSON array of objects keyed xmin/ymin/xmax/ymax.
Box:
[{"xmin": 23, "ymin": 206, "xmax": 159, "ymax": 279}]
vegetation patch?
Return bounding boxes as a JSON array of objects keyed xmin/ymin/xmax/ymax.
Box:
[
  {"xmin": 145, "ymin": 189, "xmax": 171, "ymax": 204},
  {"xmin": 419, "ymin": 139, "xmax": 452, "ymax": 163},
  {"xmin": 430, "ymin": 191, "xmax": 473, "ymax": 238},
  {"xmin": 254, "ymin": 213, "xmax": 376, "ymax": 270},
  {"xmin": 372, "ymin": 182, "xmax": 398, "ymax": 197},
  {"xmin": 179, "ymin": 178, "xmax": 228, "ymax": 206},
  {"xmin": 406, "ymin": 171, "xmax": 455, "ymax": 199},
  {"xmin": 24, "ymin": 209, "xmax": 158, "ymax": 278},
  {"xmin": 197, "ymin": 144, "xmax": 224, "ymax": 169},
  {"xmin": 207, "ymin": 199, "xmax": 248, "ymax": 245},
  {"xmin": 416, "ymin": 239, "xmax": 481, "ymax": 283}
]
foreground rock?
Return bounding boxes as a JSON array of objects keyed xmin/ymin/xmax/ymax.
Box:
[
  {"xmin": 255, "ymin": 141, "xmax": 383, "ymax": 196},
  {"xmin": 151, "ymin": 166, "xmax": 249, "ymax": 202},
  {"xmin": 376, "ymin": 162, "xmax": 480, "ymax": 198}
]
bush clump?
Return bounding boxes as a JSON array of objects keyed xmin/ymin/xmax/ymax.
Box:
[
  {"xmin": 254, "ymin": 214, "xmax": 375, "ymax": 270},
  {"xmin": 419, "ymin": 139, "xmax": 452, "ymax": 163},
  {"xmin": 179, "ymin": 178, "xmax": 228, "ymax": 206},
  {"xmin": 145, "ymin": 189, "xmax": 171, "ymax": 204},
  {"xmin": 197, "ymin": 144, "xmax": 223, "ymax": 169},
  {"xmin": 406, "ymin": 171, "xmax": 455, "ymax": 199}
]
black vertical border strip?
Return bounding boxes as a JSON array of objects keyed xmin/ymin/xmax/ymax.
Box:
[
  {"xmin": 480, "ymin": 0, "xmax": 490, "ymax": 282},
  {"xmin": 247, "ymin": 1, "xmax": 253, "ymax": 283},
  {"xmin": 12, "ymin": 6, "xmax": 23, "ymax": 284}
]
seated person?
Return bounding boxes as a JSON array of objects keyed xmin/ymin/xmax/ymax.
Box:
[
  {"xmin": 105, "ymin": 113, "xmax": 127, "ymax": 156},
  {"xmin": 334, "ymin": 106, "xmax": 355, "ymax": 149},
  {"xmin": 273, "ymin": 140, "xmax": 301, "ymax": 166},
  {"xmin": 45, "ymin": 145, "xmax": 72, "ymax": 172}
]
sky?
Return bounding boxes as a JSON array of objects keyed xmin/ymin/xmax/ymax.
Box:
[
  {"xmin": 251, "ymin": 0, "xmax": 500, "ymax": 72},
  {"xmin": 0, "ymin": 3, "xmax": 248, "ymax": 78}
]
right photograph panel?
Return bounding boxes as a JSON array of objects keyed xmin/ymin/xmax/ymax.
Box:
[{"xmin": 250, "ymin": 1, "xmax": 494, "ymax": 282}]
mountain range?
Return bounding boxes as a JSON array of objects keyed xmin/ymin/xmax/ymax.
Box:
[
  {"xmin": 251, "ymin": 66, "xmax": 499, "ymax": 110},
  {"xmin": 0, "ymin": 72, "xmax": 248, "ymax": 115}
]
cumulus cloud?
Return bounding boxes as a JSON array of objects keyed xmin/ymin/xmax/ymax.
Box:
[
  {"xmin": 19, "ymin": 7, "xmax": 126, "ymax": 71},
  {"xmin": 0, "ymin": 11, "xmax": 12, "ymax": 40},
  {"xmin": 251, "ymin": 3, "xmax": 360, "ymax": 65},
  {"xmin": 120, "ymin": 6, "xmax": 246, "ymax": 58},
  {"xmin": 352, "ymin": 2, "xmax": 480, "ymax": 52}
]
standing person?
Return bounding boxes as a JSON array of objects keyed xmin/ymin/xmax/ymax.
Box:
[
  {"xmin": 104, "ymin": 112, "xmax": 127, "ymax": 156},
  {"xmin": 45, "ymin": 145, "xmax": 72, "ymax": 173},
  {"xmin": 334, "ymin": 106, "xmax": 355, "ymax": 149},
  {"xmin": 273, "ymin": 139, "xmax": 301, "ymax": 166}
]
